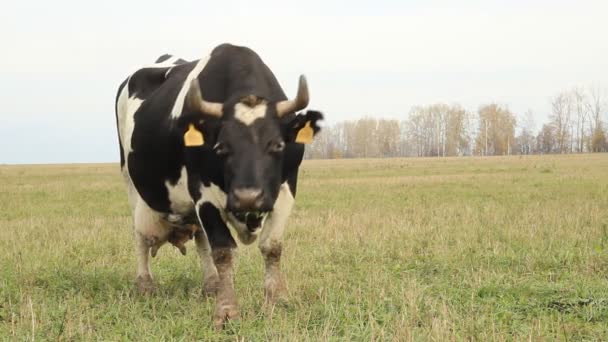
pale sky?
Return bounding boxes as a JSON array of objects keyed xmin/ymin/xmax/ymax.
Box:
[{"xmin": 1, "ymin": 0, "xmax": 607, "ymax": 163}]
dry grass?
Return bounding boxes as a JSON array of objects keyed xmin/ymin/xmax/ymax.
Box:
[{"xmin": 1, "ymin": 154, "xmax": 608, "ymax": 340}]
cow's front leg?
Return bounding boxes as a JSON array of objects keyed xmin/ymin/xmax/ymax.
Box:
[
  {"xmin": 194, "ymin": 228, "xmax": 219, "ymax": 296},
  {"xmin": 211, "ymin": 247, "xmax": 238, "ymax": 328},
  {"xmin": 259, "ymin": 183, "xmax": 294, "ymax": 304},
  {"xmin": 197, "ymin": 202, "xmax": 238, "ymax": 328}
]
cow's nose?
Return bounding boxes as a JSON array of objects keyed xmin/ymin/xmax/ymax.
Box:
[{"xmin": 232, "ymin": 188, "xmax": 264, "ymax": 210}]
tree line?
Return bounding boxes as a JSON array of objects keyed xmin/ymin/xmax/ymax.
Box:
[{"xmin": 305, "ymin": 85, "xmax": 608, "ymax": 159}]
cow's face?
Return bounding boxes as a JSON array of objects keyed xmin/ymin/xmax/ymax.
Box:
[
  {"xmin": 183, "ymin": 76, "xmax": 322, "ymax": 220},
  {"xmin": 216, "ymin": 102, "xmax": 286, "ymax": 214}
]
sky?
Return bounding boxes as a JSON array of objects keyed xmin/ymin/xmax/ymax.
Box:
[{"xmin": 1, "ymin": 0, "xmax": 607, "ymax": 164}]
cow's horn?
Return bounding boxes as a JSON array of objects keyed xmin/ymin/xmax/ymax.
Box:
[
  {"xmin": 276, "ymin": 75, "xmax": 309, "ymax": 117},
  {"xmin": 186, "ymin": 79, "xmax": 223, "ymax": 117}
]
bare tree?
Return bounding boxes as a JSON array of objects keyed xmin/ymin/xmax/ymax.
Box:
[
  {"xmin": 445, "ymin": 104, "xmax": 471, "ymax": 156},
  {"xmin": 591, "ymin": 123, "xmax": 608, "ymax": 152},
  {"xmin": 550, "ymin": 92, "xmax": 572, "ymax": 153},
  {"xmin": 536, "ymin": 124, "xmax": 556, "ymax": 154},
  {"xmin": 304, "ymin": 83, "xmax": 606, "ymax": 160},
  {"xmin": 572, "ymin": 87, "xmax": 587, "ymax": 152},
  {"xmin": 406, "ymin": 106, "xmax": 433, "ymax": 157},
  {"xmin": 475, "ymin": 104, "xmax": 516, "ymax": 156},
  {"xmin": 586, "ymin": 85, "xmax": 606, "ymax": 152},
  {"xmin": 516, "ymin": 110, "xmax": 536, "ymax": 154},
  {"xmin": 376, "ymin": 119, "xmax": 401, "ymax": 157}
]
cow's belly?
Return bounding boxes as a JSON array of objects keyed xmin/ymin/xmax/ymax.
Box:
[
  {"xmin": 128, "ymin": 170, "xmax": 199, "ymax": 250},
  {"xmin": 133, "ymin": 191, "xmax": 172, "ymax": 242},
  {"xmin": 125, "ymin": 161, "xmax": 196, "ymax": 226}
]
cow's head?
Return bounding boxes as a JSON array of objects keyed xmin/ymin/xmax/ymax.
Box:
[{"xmin": 182, "ymin": 75, "xmax": 322, "ymax": 219}]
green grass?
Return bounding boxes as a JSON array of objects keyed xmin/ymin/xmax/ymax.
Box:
[{"xmin": 1, "ymin": 154, "xmax": 608, "ymax": 340}]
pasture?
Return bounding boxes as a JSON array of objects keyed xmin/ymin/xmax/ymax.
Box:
[{"xmin": 1, "ymin": 154, "xmax": 607, "ymax": 340}]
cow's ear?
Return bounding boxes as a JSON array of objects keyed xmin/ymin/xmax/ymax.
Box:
[{"xmin": 285, "ymin": 110, "xmax": 323, "ymax": 144}]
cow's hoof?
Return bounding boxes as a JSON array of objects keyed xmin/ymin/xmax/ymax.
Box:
[
  {"xmin": 213, "ymin": 303, "xmax": 239, "ymax": 329},
  {"xmin": 202, "ymin": 276, "xmax": 219, "ymax": 297},
  {"xmin": 135, "ymin": 275, "xmax": 155, "ymax": 295},
  {"xmin": 264, "ymin": 290, "xmax": 288, "ymax": 306},
  {"xmin": 264, "ymin": 279, "xmax": 288, "ymax": 305}
]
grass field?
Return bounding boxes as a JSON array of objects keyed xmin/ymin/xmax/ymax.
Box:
[{"xmin": 1, "ymin": 154, "xmax": 608, "ymax": 340}]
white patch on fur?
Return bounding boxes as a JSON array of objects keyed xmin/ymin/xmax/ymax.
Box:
[
  {"xmin": 234, "ymin": 102, "xmax": 267, "ymax": 126},
  {"xmin": 122, "ymin": 97, "xmax": 143, "ymax": 154},
  {"xmin": 117, "ymin": 56, "xmax": 185, "ymax": 182},
  {"xmin": 164, "ymin": 166, "xmax": 194, "ymax": 214},
  {"xmin": 116, "ymin": 79, "xmax": 144, "ymax": 176},
  {"xmin": 259, "ymin": 182, "xmax": 294, "ymax": 251},
  {"xmin": 133, "ymin": 194, "xmax": 171, "ymax": 240},
  {"xmin": 116, "ymin": 79, "xmax": 143, "ymax": 192},
  {"xmin": 133, "ymin": 193, "xmax": 171, "ymax": 277},
  {"xmin": 158, "ymin": 55, "xmax": 179, "ymax": 65},
  {"xmin": 143, "ymin": 55, "xmax": 181, "ymax": 69},
  {"xmin": 170, "ymin": 55, "xmax": 211, "ymax": 118},
  {"xmin": 199, "ymin": 183, "xmax": 228, "ymax": 209},
  {"xmin": 145, "ymin": 56, "xmax": 181, "ymax": 76}
]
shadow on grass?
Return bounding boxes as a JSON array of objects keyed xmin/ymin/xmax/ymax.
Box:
[{"xmin": 29, "ymin": 267, "xmax": 203, "ymax": 301}]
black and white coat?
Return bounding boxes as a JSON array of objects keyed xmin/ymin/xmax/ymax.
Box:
[{"xmin": 115, "ymin": 44, "xmax": 322, "ymax": 327}]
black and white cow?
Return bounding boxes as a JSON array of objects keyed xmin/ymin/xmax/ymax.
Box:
[{"xmin": 115, "ymin": 44, "xmax": 322, "ymax": 327}]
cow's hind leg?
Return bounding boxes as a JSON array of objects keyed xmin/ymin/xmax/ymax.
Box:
[
  {"xmin": 259, "ymin": 182, "xmax": 294, "ymax": 304},
  {"xmin": 134, "ymin": 231, "xmax": 155, "ymax": 294},
  {"xmin": 133, "ymin": 197, "xmax": 170, "ymax": 294},
  {"xmin": 196, "ymin": 202, "xmax": 239, "ymax": 329}
]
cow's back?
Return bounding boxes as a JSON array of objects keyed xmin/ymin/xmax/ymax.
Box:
[{"xmin": 115, "ymin": 56, "xmax": 197, "ymax": 214}]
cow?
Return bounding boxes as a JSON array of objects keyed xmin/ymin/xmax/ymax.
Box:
[{"xmin": 114, "ymin": 43, "xmax": 323, "ymax": 328}]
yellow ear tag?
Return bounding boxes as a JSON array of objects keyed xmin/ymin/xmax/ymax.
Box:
[
  {"xmin": 184, "ymin": 124, "xmax": 204, "ymax": 146},
  {"xmin": 295, "ymin": 121, "xmax": 314, "ymax": 144}
]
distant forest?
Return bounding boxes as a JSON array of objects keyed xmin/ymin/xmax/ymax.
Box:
[{"xmin": 304, "ymin": 85, "xmax": 608, "ymax": 159}]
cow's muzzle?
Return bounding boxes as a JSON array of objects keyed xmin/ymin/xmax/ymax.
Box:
[
  {"xmin": 233, "ymin": 211, "xmax": 268, "ymax": 232},
  {"xmin": 228, "ymin": 188, "xmax": 266, "ymax": 211}
]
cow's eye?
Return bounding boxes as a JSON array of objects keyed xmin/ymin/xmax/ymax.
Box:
[
  {"xmin": 214, "ymin": 143, "xmax": 231, "ymax": 156},
  {"xmin": 268, "ymin": 140, "xmax": 285, "ymax": 153}
]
